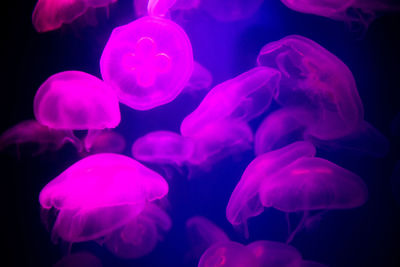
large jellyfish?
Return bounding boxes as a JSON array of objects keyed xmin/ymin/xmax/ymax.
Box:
[
  {"xmin": 226, "ymin": 141, "xmax": 316, "ymax": 233},
  {"xmin": 32, "ymin": 0, "xmax": 117, "ymax": 32},
  {"xmin": 54, "ymin": 252, "xmax": 102, "ymax": 267},
  {"xmin": 104, "ymin": 203, "xmax": 171, "ymax": 258},
  {"xmin": 100, "ymin": 16, "xmax": 193, "ymax": 110},
  {"xmin": 39, "ymin": 153, "xmax": 168, "ymax": 243},
  {"xmin": 34, "ymin": 71, "xmax": 121, "ymax": 152},
  {"xmin": 257, "ymin": 35, "xmax": 364, "ymax": 140},
  {"xmin": 200, "ymin": 0, "xmax": 264, "ymax": 22}
]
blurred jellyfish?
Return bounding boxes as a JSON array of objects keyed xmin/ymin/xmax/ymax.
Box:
[
  {"xmin": 391, "ymin": 161, "xmax": 400, "ymax": 206},
  {"xmin": 104, "ymin": 203, "xmax": 171, "ymax": 258},
  {"xmin": 0, "ymin": 120, "xmax": 71, "ymax": 155},
  {"xmin": 34, "ymin": 71, "xmax": 121, "ymax": 152},
  {"xmin": 226, "ymin": 142, "xmax": 316, "ymax": 234},
  {"xmin": 100, "ymin": 16, "xmax": 193, "ymax": 110},
  {"xmin": 32, "ymin": 0, "xmax": 117, "ymax": 32},
  {"xmin": 279, "ymin": 0, "xmax": 400, "ymax": 27},
  {"xmin": 39, "ymin": 153, "xmax": 168, "ymax": 243},
  {"xmin": 198, "ymin": 241, "xmax": 259, "ymax": 267},
  {"xmin": 183, "ymin": 61, "xmax": 213, "ymax": 94},
  {"xmin": 147, "ymin": 0, "xmax": 176, "ymax": 16},
  {"xmin": 200, "ymin": 0, "xmax": 264, "ymax": 22},
  {"xmin": 181, "ymin": 66, "xmax": 280, "ymax": 137},
  {"xmin": 80, "ymin": 131, "xmax": 126, "ymax": 156},
  {"xmin": 185, "ymin": 216, "xmax": 229, "ymax": 260},
  {"xmin": 54, "ymin": 252, "xmax": 102, "ymax": 267},
  {"xmin": 257, "ymin": 35, "xmax": 363, "ymax": 140}
]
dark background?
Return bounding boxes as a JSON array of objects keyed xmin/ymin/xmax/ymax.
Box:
[{"xmin": 2, "ymin": 0, "xmax": 400, "ymax": 266}]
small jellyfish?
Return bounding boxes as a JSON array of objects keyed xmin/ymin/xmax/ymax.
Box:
[
  {"xmin": 257, "ymin": 35, "xmax": 364, "ymax": 140},
  {"xmin": 104, "ymin": 203, "xmax": 171, "ymax": 258},
  {"xmin": 54, "ymin": 252, "xmax": 102, "ymax": 267},
  {"xmin": 226, "ymin": 142, "xmax": 316, "ymax": 232},
  {"xmin": 185, "ymin": 216, "xmax": 230, "ymax": 260},
  {"xmin": 39, "ymin": 153, "xmax": 168, "ymax": 243},
  {"xmin": 100, "ymin": 16, "xmax": 193, "ymax": 110},
  {"xmin": 32, "ymin": 0, "xmax": 117, "ymax": 32},
  {"xmin": 181, "ymin": 66, "xmax": 280, "ymax": 137},
  {"xmin": 198, "ymin": 241, "xmax": 259, "ymax": 267},
  {"xmin": 81, "ymin": 131, "xmax": 126, "ymax": 156},
  {"xmin": 183, "ymin": 62, "xmax": 213, "ymax": 94},
  {"xmin": 200, "ymin": 0, "xmax": 264, "ymax": 22},
  {"xmin": 34, "ymin": 71, "xmax": 121, "ymax": 152}
]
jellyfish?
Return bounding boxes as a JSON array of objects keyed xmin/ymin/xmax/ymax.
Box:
[
  {"xmin": 80, "ymin": 131, "xmax": 126, "ymax": 156},
  {"xmin": 200, "ymin": 0, "xmax": 264, "ymax": 22},
  {"xmin": 104, "ymin": 203, "xmax": 171, "ymax": 258},
  {"xmin": 185, "ymin": 216, "xmax": 230, "ymax": 260},
  {"xmin": 257, "ymin": 35, "xmax": 364, "ymax": 140},
  {"xmin": 259, "ymin": 156, "xmax": 368, "ymax": 242},
  {"xmin": 100, "ymin": 16, "xmax": 193, "ymax": 110},
  {"xmin": 54, "ymin": 252, "xmax": 102, "ymax": 267},
  {"xmin": 183, "ymin": 61, "xmax": 213, "ymax": 94},
  {"xmin": 33, "ymin": 71, "xmax": 121, "ymax": 152},
  {"xmin": 39, "ymin": 153, "xmax": 168, "ymax": 243},
  {"xmin": 32, "ymin": 0, "xmax": 117, "ymax": 32},
  {"xmin": 147, "ymin": 0, "xmax": 177, "ymax": 17},
  {"xmin": 181, "ymin": 66, "xmax": 280, "ymax": 137},
  {"xmin": 198, "ymin": 241, "xmax": 259, "ymax": 267},
  {"xmin": 226, "ymin": 142, "xmax": 316, "ymax": 234}
]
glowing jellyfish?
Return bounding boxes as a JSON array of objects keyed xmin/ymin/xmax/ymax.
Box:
[
  {"xmin": 226, "ymin": 142, "xmax": 316, "ymax": 233},
  {"xmin": 34, "ymin": 71, "xmax": 121, "ymax": 152},
  {"xmin": 32, "ymin": 0, "xmax": 117, "ymax": 32},
  {"xmin": 181, "ymin": 66, "xmax": 280, "ymax": 137},
  {"xmin": 147, "ymin": 0, "xmax": 176, "ymax": 16},
  {"xmin": 257, "ymin": 35, "xmax": 363, "ymax": 140},
  {"xmin": 186, "ymin": 216, "xmax": 230, "ymax": 260},
  {"xmin": 132, "ymin": 131, "xmax": 195, "ymax": 166},
  {"xmin": 104, "ymin": 203, "xmax": 171, "ymax": 258},
  {"xmin": 198, "ymin": 241, "xmax": 259, "ymax": 267},
  {"xmin": 200, "ymin": 0, "xmax": 264, "ymax": 21},
  {"xmin": 54, "ymin": 252, "xmax": 102, "ymax": 267},
  {"xmin": 82, "ymin": 131, "xmax": 126, "ymax": 156},
  {"xmin": 39, "ymin": 153, "xmax": 168, "ymax": 243},
  {"xmin": 100, "ymin": 16, "xmax": 193, "ymax": 110},
  {"xmin": 183, "ymin": 62, "xmax": 213, "ymax": 94},
  {"xmin": 246, "ymin": 240, "xmax": 302, "ymax": 267}
]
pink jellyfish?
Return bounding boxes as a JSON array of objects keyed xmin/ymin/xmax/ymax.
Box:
[
  {"xmin": 183, "ymin": 61, "xmax": 213, "ymax": 94},
  {"xmin": 100, "ymin": 16, "xmax": 193, "ymax": 110},
  {"xmin": 80, "ymin": 131, "xmax": 126, "ymax": 156},
  {"xmin": 181, "ymin": 66, "xmax": 280, "ymax": 137},
  {"xmin": 54, "ymin": 252, "xmax": 102, "ymax": 267},
  {"xmin": 32, "ymin": 0, "xmax": 117, "ymax": 32},
  {"xmin": 200, "ymin": 0, "xmax": 264, "ymax": 22},
  {"xmin": 104, "ymin": 203, "xmax": 171, "ymax": 258},
  {"xmin": 185, "ymin": 216, "xmax": 230, "ymax": 260},
  {"xmin": 39, "ymin": 153, "xmax": 168, "ymax": 243},
  {"xmin": 34, "ymin": 71, "xmax": 121, "ymax": 152},
  {"xmin": 198, "ymin": 241, "xmax": 259, "ymax": 267},
  {"xmin": 226, "ymin": 141, "xmax": 316, "ymax": 234},
  {"xmin": 257, "ymin": 35, "xmax": 364, "ymax": 140},
  {"xmin": 134, "ymin": 0, "xmax": 201, "ymax": 17}
]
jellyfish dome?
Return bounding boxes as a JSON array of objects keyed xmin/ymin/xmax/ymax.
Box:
[
  {"xmin": 39, "ymin": 153, "xmax": 168, "ymax": 243},
  {"xmin": 257, "ymin": 35, "xmax": 364, "ymax": 140},
  {"xmin": 32, "ymin": 0, "xmax": 117, "ymax": 32},
  {"xmin": 100, "ymin": 16, "xmax": 194, "ymax": 110}
]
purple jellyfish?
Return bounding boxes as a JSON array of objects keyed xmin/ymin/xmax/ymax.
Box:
[
  {"xmin": 33, "ymin": 71, "xmax": 121, "ymax": 152},
  {"xmin": 257, "ymin": 35, "xmax": 364, "ymax": 140},
  {"xmin": 32, "ymin": 0, "xmax": 117, "ymax": 32},
  {"xmin": 200, "ymin": 0, "xmax": 264, "ymax": 22},
  {"xmin": 80, "ymin": 131, "xmax": 126, "ymax": 156},
  {"xmin": 104, "ymin": 203, "xmax": 171, "ymax": 258},
  {"xmin": 54, "ymin": 252, "xmax": 102, "ymax": 267},
  {"xmin": 226, "ymin": 142, "xmax": 316, "ymax": 234},
  {"xmin": 183, "ymin": 61, "xmax": 213, "ymax": 94},
  {"xmin": 39, "ymin": 153, "xmax": 168, "ymax": 243},
  {"xmin": 100, "ymin": 16, "xmax": 193, "ymax": 110},
  {"xmin": 147, "ymin": 0, "xmax": 177, "ymax": 17}
]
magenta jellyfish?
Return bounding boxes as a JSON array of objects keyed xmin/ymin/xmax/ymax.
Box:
[
  {"xmin": 200, "ymin": 0, "xmax": 264, "ymax": 22},
  {"xmin": 226, "ymin": 141, "xmax": 316, "ymax": 234},
  {"xmin": 257, "ymin": 35, "xmax": 364, "ymax": 140},
  {"xmin": 100, "ymin": 16, "xmax": 193, "ymax": 110},
  {"xmin": 33, "ymin": 71, "xmax": 121, "ymax": 152},
  {"xmin": 39, "ymin": 153, "xmax": 168, "ymax": 243},
  {"xmin": 198, "ymin": 241, "xmax": 259, "ymax": 267},
  {"xmin": 54, "ymin": 252, "xmax": 102, "ymax": 267},
  {"xmin": 185, "ymin": 216, "xmax": 230, "ymax": 260},
  {"xmin": 181, "ymin": 66, "xmax": 280, "ymax": 137},
  {"xmin": 32, "ymin": 0, "xmax": 117, "ymax": 32},
  {"xmin": 183, "ymin": 61, "xmax": 213, "ymax": 94},
  {"xmin": 147, "ymin": 0, "xmax": 177, "ymax": 17},
  {"xmin": 80, "ymin": 131, "xmax": 126, "ymax": 156},
  {"xmin": 104, "ymin": 203, "xmax": 171, "ymax": 258}
]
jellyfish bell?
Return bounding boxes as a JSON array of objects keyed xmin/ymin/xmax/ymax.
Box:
[
  {"xmin": 198, "ymin": 241, "xmax": 260, "ymax": 267},
  {"xmin": 200, "ymin": 0, "xmax": 264, "ymax": 22},
  {"xmin": 32, "ymin": 0, "xmax": 117, "ymax": 32},
  {"xmin": 54, "ymin": 252, "xmax": 102, "ymax": 267},
  {"xmin": 100, "ymin": 16, "xmax": 193, "ymax": 110},
  {"xmin": 257, "ymin": 35, "xmax": 364, "ymax": 140},
  {"xmin": 34, "ymin": 71, "xmax": 121, "ymax": 152},
  {"xmin": 39, "ymin": 153, "xmax": 168, "ymax": 243}
]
